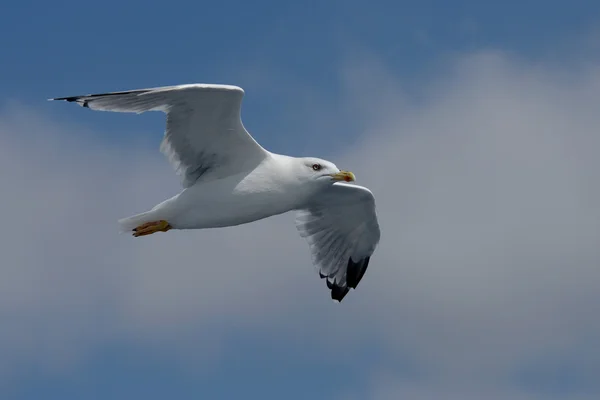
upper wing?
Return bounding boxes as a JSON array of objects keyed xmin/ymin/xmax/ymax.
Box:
[
  {"xmin": 295, "ymin": 182, "xmax": 381, "ymax": 302},
  {"xmin": 50, "ymin": 84, "xmax": 269, "ymax": 187}
]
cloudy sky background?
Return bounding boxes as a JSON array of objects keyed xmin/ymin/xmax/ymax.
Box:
[{"xmin": 1, "ymin": 1, "xmax": 600, "ymax": 399}]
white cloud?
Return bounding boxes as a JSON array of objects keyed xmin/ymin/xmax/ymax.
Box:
[
  {"xmin": 335, "ymin": 50, "xmax": 600, "ymax": 396},
  {"xmin": 0, "ymin": 50, "xmax": 599, "ymax": 398}
]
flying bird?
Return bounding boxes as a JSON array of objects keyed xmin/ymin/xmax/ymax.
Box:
[{"xmin": 50, "ymin": 84, "xmax": 381, "ymax": 302}]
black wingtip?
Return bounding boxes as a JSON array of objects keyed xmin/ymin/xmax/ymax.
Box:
[
  {"xmin": 48, "ymin": 95, "xmax": 90, "ymax": 107},
  {"xmin": 331, "ymin": 285, "xmax": 350, "ymax": 302},
  {"xmin": 346, "ymin": 257, "xmax": 370, "ymax": 289},
  {"xmin": 324, "ymin": 277, "xmax": 350, "ymax": 302},
  {"xmin": 319, "ymin": 256, "xmax": 371, "ymax": 302},
  {"xmin": 49, "ymin": 95, "xmax": 79, "ymax": 102},
  {"xmin": 49, "ymin": 89, "xmax": 151, "ymax": 107}
]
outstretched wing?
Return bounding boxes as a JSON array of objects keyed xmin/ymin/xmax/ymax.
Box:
[
  {"xmin": 296, "ymin": 182, "xmax": 381, "ymax": 302},
  {"xmin": 50, "ymin": 84, "xmax": 268, "ymax": 187}
]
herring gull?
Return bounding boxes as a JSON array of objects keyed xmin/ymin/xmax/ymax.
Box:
[{"xmin": 50, "ymin": 84, "xmax": 381, "ymax": 302}]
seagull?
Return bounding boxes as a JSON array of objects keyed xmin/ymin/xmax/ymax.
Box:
[{"xmin": 50, "ymin": 84, "xmax": 381, "ymax": 302}]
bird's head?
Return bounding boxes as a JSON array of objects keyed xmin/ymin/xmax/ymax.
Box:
[{"xmin": 296, "ymin": 157, "xmax": 356, "ymax": 186}]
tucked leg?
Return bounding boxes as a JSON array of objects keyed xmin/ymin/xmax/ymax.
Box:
[{"xmin": 132, "ymin": 220, "xmax": 172, "ymax": 237}]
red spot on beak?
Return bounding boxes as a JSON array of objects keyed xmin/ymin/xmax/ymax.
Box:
[{"xmin": 344, "ymin": 176, "xmax": 351, "ymax": 182}]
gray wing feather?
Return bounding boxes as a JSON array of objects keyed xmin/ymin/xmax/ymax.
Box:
[
  {"xmin": 296, "ymin": 182, "xmax": 381, "ymax": 302},
  {"xmin": 51, "ymin": 84, "xmax": 268, "ymax": 187}
]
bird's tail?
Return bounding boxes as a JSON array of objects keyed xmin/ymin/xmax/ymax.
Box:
[{"xmin": 117, "ymin": 211, "xmax": 156, "ymax": 233}]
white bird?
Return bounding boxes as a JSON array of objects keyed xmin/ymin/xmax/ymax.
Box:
[{"xmin": 50, "ymin": 84, "xmax": 381, "ymax": 302}]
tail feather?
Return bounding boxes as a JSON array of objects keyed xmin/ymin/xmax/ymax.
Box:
[{"xmin": 117, "ymin": 211, "xmax": 156, "ymax": 233}]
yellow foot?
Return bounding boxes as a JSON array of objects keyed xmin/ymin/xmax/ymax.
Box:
[{"xmin": 132, "ymin": 220, "xmax": 172, "ymax": 237}]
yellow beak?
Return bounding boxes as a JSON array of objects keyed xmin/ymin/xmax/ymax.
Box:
[{"xmin": 330, "ymin": 170, "xmax": 356, "ymax": 182}]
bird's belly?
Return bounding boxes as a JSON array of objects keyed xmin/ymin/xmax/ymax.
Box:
[
  {"xmin": 164, "ymin": 180, "xmax": 300, "ymax": 230},
  {"xmin": 172, "ymin": 199, "xmax": 285, "ymax": 229}
]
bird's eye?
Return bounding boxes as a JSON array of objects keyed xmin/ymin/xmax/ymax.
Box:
[{"xmin": 312, "ymin": 163, "xmax": 321, "ymax": 171}]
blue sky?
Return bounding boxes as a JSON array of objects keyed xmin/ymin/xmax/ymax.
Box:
[
  {"xmin": 1, "ymin": 1, "xmax": 600, "ymax": 400},
  {"xmin": 3, "ymin": 0, "xmax": 598, "ymax": 151}
]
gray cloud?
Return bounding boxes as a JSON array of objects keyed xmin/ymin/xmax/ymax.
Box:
[{"xmin": 0, "ymin": 50, "xmax": 599, "ymax": 398}]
